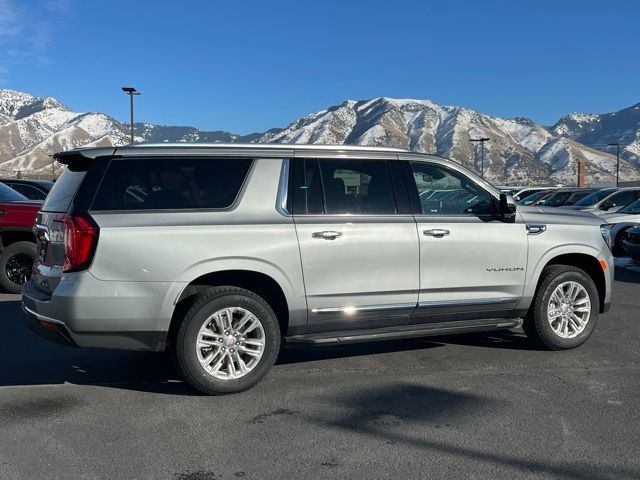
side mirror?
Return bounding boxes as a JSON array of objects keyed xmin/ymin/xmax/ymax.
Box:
[{"xmin": 499, "ymin": 193, "xmax": 517, "ymax": 223}]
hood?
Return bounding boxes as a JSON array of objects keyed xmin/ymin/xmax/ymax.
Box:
[
  {"xmin": 601, "ymin": 212, "xmax": 640, "ymax": 224},
  {"xmin": 517, "ymin": 205, "xmax": 602, "ymax": 226}
]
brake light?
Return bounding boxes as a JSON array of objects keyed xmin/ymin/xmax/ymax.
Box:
[{"xmin": 60, "ymin": 214, "xmax": 99, "ymax": 272}]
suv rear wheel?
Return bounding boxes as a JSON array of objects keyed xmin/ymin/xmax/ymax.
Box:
[
  {"xmin": 0, "ymin": 241, "xmax": 36, "ymax": 294},
  {"xmin": 175, "ymin": 286, "xmax": 281, "ymax": 395},
  {"xmin": 523, "ymin": 265, "xmax": 599, "ymax": 350}
]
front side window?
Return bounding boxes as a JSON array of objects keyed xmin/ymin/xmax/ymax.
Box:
[
  {"xmin": 291, "ymin": 159, "xmax": 397, "ymax": 215},
  {"xmin": 408, "ymin": 162, "xmax": 495, "ymax": 215},
  {"xmin": 92, "ymin": 157, "xmax": 252, "ymax": 211}
]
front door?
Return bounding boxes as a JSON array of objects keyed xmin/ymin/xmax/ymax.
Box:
[
  {"xmin": 291, "ymin": 157, "xmax": 419, "ymax": 331},
  {"xmin": 403, "ymin": 160, "xmax": 528, "ymax": 323}
]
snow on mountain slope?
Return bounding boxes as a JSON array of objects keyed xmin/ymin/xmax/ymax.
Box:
[
  {"xmin": 551, "ymin": 103, "xmax": 640, "ymax": 170},
  {"xmin": 0, "ymin": 89, "xmax": 132, "ymax": 176},
  {"xmin": 0, "ymin": 88, "xmax": 638, "ymax": 185}
]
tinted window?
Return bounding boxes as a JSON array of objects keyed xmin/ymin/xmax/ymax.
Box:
[
  {"xmin": 291, "ymin": 159, "xmax": 397, "ymax": 215},
  {"xmin": 0, "ymin": 182, "xmax": 28, "ymax": 202},
  {"xmin": 409, "ymin": 162, "xmax": 494, "ymax": 215},
  {"xmin": 10, "ymin": 183, "xmax": 46, "ymax": 200},
  {"xmin": 620, "ymin": 199, "xmax": 640, "ymax": 214},
  {"xmin": 291, "ymin": 159, "xmax": 323, "ymax": 214},
  {"xmin": 574, "ymin": 189, "xmax": 615, "ymax": 206},
  {"xmin": 543, "ymin": 191, "xmax": 573, "ymax": 207},
  {"xmin": 607, "ymin": 190, "xmax": 638, "ymax": 207},
  {"xmin": 319, "ymin": 159, "xmax": 396, "ymax": 214},
  {"xmin": 92, "ymin": 158, "xmax": 252, "ymax": 211},
  {"xmin": 42, "ymin": 165, "xmax": 88, "ymax": 212}
]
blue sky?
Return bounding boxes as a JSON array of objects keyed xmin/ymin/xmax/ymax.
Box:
[{"xmin": 1, "ymin": 0, "xmax": 638, "ymax": 133}]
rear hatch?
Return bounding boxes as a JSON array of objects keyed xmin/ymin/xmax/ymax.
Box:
[{"xmin": 31, "ymin": 164, "xmax": 91, "ymax": 296}]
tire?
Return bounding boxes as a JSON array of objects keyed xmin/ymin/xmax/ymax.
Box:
[
  {"xmin": 523, "ymin": 265, "xmax": 599, "ymax": 350},
  {"xmin": 0, "ymin": 241, "xmax": 36, "ymax": 294},
  {"xmin": 175, "ymin": 286, "xmax": 281, "ymax": 395}
]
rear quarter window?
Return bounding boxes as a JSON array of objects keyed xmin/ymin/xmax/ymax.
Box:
[
  {"xmin": 41, "ymin": 166, "xmax": 88, "ymax": 212},
  {"xmin": 91, "ymin": 157, "xmax": 253, "ymax": 211}
]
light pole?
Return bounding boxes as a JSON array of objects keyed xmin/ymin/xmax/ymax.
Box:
[
  {"xmin": 121, "ymin": 87, "xmax": 140, "ymax": 143},
  {"xmin": 608, "ymin": 143, "xmax": 620, "ymax": 187},
  {"xmin": 469, "ymin": 137, "xmax": 490, "ymax": 179}
]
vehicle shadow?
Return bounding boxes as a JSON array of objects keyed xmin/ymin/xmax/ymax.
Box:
[
  {"xmin": 0, "ymin": 298, "xmax": 546, "ymax": 395},
  {"xmin": 299, "ymin": 383, "xmax": 639, "ymax": 480}
]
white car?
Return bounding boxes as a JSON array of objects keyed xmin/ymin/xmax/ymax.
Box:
[
  {"xmin": 564, "ymin": 187, "xmax": 640, "ymax": 216},
  {"xmin": 601, "ymin": 199, "xmax": 640, "ymax": 255}
]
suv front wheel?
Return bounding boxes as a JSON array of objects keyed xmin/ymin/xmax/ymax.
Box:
[
  {"xmin": 523, "ymin": 265, "xmax": 599, "ymax": 350},
  {"xmin": 175, "ymin": 287, "xmax": 281, "ymax": 395}
]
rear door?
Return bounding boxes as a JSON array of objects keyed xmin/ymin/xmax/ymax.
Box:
[
  {"xmin": 402, "ymin": 159, "xmax": 528, "ymax": 324},
  {"xmin": 291, "ymin": 157, "xmax": 419, "ymax": 331}
]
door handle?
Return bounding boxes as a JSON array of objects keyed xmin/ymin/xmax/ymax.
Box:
[
  {"xmin": 312, "ymin": 231, "xmax": 342, "ymax": 240},
  {"xmin": 423, "ymin": 229, "xmax": 450, "ymax": 238}
]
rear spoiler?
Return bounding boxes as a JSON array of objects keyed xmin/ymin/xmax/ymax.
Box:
[{"xmin": 53, "ymin": 147, "xmax": 118, "ymax": 165}]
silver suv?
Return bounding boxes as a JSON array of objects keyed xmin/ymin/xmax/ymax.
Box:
[{"xmin": 22, "ymin": 144, "xmax": 614, "ymax": 395}]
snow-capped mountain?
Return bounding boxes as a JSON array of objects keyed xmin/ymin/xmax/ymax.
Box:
[
  {"xmin": 255, "ymin": 98, "xmax": 637, "ymax": 184},
  {"xmin": 1, "ymin": 88, "xmax": 638, "ymax": 185},
  {"xmin": 551, "ymin": 103, "xmax": 640, "ymax": 169},
  {"xmin": 0, "ymin": 90, "xmax": 131, "ymax": 176}
]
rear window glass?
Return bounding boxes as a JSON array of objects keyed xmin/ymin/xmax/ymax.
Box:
[
  {"xmin": 91, "ymin": 157, "xmax": 252, "ymax": 211},
  {"xmin": 0, "ymin": 182, "xmax": 28, "ymax": 202},
  {"xmin": 41, "ymin": 166, "xmax": 88, "ymax": 212}
]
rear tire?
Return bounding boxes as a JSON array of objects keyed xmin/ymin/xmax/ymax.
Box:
[
  {"xmin": 175, "ymin": 286, "xmax": 281, "ymax": 395},
  {"xmin": 0, "ymin": 241, "xmax": 36, "ymax": 294},
  {"xmin": 523, "ymin": 265, "xmax": 599, "ymax": 350}
]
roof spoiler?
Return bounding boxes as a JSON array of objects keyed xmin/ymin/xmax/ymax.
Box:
[{"xmin": 53, "ymin": 147, "xmax": 118, "ymax": 165}]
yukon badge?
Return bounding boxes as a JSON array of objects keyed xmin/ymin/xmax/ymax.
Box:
[{"xmin": 486, "ymin": 267, "xmax": 525, "ymax": 272}]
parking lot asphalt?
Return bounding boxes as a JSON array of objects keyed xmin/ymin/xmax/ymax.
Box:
[{"xmin": 1, "ymin": 261, "xmax": 639, "ymax": 480}]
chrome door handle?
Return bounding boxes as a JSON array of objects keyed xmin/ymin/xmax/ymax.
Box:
[
  {"xmin": 312, "ymin": 231, "xmax": 342, "ymax": 240},
  {"xmin": 423, "ymin": 229, "xmax": 450, "ymax": 238}
]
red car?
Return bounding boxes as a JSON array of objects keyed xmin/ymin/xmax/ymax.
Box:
[{"xmin": 0, "ymin": 182, "xmax": 41, "ymax": 293}]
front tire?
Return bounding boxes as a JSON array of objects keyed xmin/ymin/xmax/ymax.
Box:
[
  {"xmin": 0, "ymin": 241, "xmax": 36, "ymax": 294},
  {"xmin": 175, "ymin": 287, "xmax": 281, "ymax": 395},
  {"xmin": 523, "ymin": 265, "xmax": 599, "ymax": 350}
]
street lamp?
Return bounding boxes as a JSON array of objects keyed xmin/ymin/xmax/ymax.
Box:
[
  {"xmin": 469, "ymin": 137, "xmax": 490, "ymax": 179},
  {"xmin": 121, "ymin": 86, "xmax": 140, "ymax": 143},
  {"xmin": 608, "ymin": 143, "xmax": 620, "ymax": 187}
]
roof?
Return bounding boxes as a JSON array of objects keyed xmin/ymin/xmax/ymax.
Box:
[{"xmin": 125, "ymin": 143, "xmax": 409, "ymax": 152}]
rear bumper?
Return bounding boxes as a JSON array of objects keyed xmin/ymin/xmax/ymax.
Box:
[
  {"xmin": 21, "ymin": 274, "xmax": 178, "ymax": 351},
  {"xmin": 22, "ymin": 303, "xmax": 77, "ymax": 347}
]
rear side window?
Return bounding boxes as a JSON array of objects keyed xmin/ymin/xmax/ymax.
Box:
[
  {"xmin": 0, "ymin": 182, "xmax": 27, "ymax": 202},
  {"xmin": 291, "ymin": 158, "xmax": 397, "ymax": 215},
  {"xmin": 91, "ymin": 157, "xmax": 252, "ymax": 211},
  {"xmin": 42, "ymin": 165, "xmax": 88, "ymax": 212}
]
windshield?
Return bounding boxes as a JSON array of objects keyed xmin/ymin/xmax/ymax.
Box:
[
  {"xmin": 0, "ymin": 182, "xmax": 28, "ymax": 202},
  {"xmin": 519, "ymin": 190, "xmax": 549, "ymax": 205},
  {"xmin": 543, "ymin": 191, "xmax": 574, "ymax": 207},
  {"xmin": 573, "ymin": 189, "xmax": 615, "ymax": 206},
  {"xmin": 620, "ymin": 199, "xmax": 640, "ymax": 214}
]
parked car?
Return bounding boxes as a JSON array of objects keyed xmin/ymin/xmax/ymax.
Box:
[
  {"xmin": 0, "ymin": 179, "xmax": 53, "ymax": 201},
  {"xmin": 601, "ymin": 199, "xmax": 640, "ymax": 255},
  {"xmin": 540, "ymin": 188, "xmax": 598, "ymax": 207},
  {"xmin": 621, "ymin": 225, "xmax": 640, "ymax": 262},
  {"xmin": 517, "ymin": 189, "xmax": 554, "ymax": 205},
  {"xmin": 511, "ymin": 187, "xmax": 556, "ymax": 202},
  {"xmin": 0, "ymin": 182, "xmax": 41, "ymax": 293},
  {"xmin": 563, "ymin": 187, "xmax": 640, "ymax": 215},
  {"xmin": 23, "ymin": 144, "xmax": 613, "ymax": 395}
]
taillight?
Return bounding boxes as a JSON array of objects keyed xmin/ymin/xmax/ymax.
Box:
[{"xmin": 60, "ymin": 214, "xmax": 99, "ymax": 272}]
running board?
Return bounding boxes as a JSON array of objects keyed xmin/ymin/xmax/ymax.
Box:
[{"xmin": 285, "ymin": 318, "xmax": 522, "ymax": 345}]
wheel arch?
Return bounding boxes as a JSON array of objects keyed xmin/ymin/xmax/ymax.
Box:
[
  {"xmin": 166, "ymin": 269, "xmax": 293, "ymax": 350},
  {"xmin": 538, "ymin": 253, "xmax": 607, "ymax": 313}
]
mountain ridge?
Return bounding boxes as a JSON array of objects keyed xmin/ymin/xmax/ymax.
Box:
[{"xmin": 1, "ymin": 88, "xmax": 638, "ymax": 185}]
